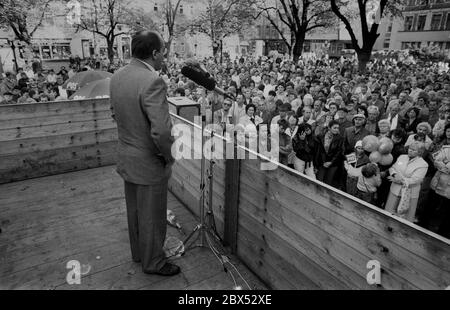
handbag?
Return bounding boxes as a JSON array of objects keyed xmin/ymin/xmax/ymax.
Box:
[{"xmin": 397, "ymin": 183, "xmax": 411, "ymax": 217}]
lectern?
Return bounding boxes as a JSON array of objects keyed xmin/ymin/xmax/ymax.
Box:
[{"xmin": 168, "ymin": 97, "xmax": 200, "ymax": 123}]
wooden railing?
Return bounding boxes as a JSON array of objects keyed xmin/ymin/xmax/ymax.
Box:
[
  {"xmin": 1, "ymin": 100, "xmax": 449, "ymax": 289},
  {"xmin": 0, "ymin": 99, "xmax": 117, "ymax": 184},
  {"xmin": 168, "ymin": 115, "xmax": 450, "ymax": 290}
]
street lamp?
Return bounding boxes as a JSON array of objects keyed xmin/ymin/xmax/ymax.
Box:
[{"xmin": 6, "ymin": 34, "xmax": 18, "ymax": 73}]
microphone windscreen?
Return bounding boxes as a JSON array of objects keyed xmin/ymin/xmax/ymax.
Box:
[{"xmin": 181, "ymin": 65, "xmax": 216, "ymax": 91}]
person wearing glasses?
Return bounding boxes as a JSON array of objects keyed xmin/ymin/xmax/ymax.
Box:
[{"xmin": 110, "ymin": 31, "xmax": 179, "ymax": 277}]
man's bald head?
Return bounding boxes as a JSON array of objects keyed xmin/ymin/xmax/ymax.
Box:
[{"xmin": 131, "ymin": 30, "xmax": 164, "ymax": 60}]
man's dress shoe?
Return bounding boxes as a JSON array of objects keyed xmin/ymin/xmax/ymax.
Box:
[{"xmin": 145, "ymin": 262, "xmax": 181, "ymax": 276}]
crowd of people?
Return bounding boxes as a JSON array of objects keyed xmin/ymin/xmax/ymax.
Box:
[
  {"xmin": 1, "ymin": 51, "xmax": 449, "ymax": 238},
  {"xmin": 163, "ymin": 54, "xmax": 450, "ymax": 239},
  {"xmin": 0, "ymin": 54, "xmax": 119, "ymax": 104}
]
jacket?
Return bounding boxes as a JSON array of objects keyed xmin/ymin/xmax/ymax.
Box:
[
  {"xmin": 316, "ymin": 134, "xmax": 344, "ymax": 167},
  {"xmin": 389, "ymin": 155, "xmax": 428, "ymax": 199},
  {"xmin": 110, "ymin": 59, "xmax": 174, "ymax": 185},
  {"xmin": 431, "ymin": 146, "xmax": 450, "ymax": 199}
]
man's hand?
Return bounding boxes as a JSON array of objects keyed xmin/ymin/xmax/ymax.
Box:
[{"xmin": 323, "ymin": 162, "xmax": 332, "ymax": 168}]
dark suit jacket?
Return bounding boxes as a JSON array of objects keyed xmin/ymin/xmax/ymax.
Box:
[
  {"xmin": 317, "ymin": 134, "xmax": 344, "ymax": 167},
  {"xmin": 110, "ymin": 59, "xmax": 174, "ymax": 185}
]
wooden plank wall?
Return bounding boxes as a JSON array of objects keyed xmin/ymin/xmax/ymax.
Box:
[
  {"xmin": 237, "ymin": 154, "xmax": 450, "ymax": 290},
  {"xmin": 168, "ymin": 116, "xmax": 227, "ymax": 240},
  {"xmin": 0, "ymin": 99, "xmax": 117, "ymax": 184}
]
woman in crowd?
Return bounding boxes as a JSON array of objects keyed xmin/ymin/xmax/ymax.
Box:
[
  {"xmin": 404, "ymin": 107, "xmax": 421, "ymax": 135},
  {"xmin": 344, "ymin": 140, "xmax": 370, "ymax": 196},
  {"xmin": 418, "ymin": 123, "xmax": 450, "ymax": 238},
  {"xmin": 238, "ymin": 103, "xmax": 263, "ymax": 129},
  {"xmin": 292, "ymin": 123, "xmax": 317, "ymax": 179},
  {"xmin": 385, "ymin": 141, "xmax": 428, "ymax": 222},
  {"xmin": 405, "ymin": 122, "xmax": 433, "ymax": 150},
  {"xmin": 316, "ymin": 120, "xmax": 344, "ymax": 187},
  {"xmin": 377, "ymin": 119, "xmax": 391, "ymax": 138}
]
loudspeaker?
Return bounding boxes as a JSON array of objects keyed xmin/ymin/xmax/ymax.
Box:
[{"xmin": 168, "ymin": 97, "xmax": 200, "ymax": 123}]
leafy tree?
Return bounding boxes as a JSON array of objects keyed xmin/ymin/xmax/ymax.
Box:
[{"xmin": 0, "ymin": 0, "xmax": 52, "ymax": 44}]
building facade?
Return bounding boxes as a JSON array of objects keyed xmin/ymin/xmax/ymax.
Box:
[{"xmin": 375, "ymin": 0, "xmax": 450, "ymax": 53}]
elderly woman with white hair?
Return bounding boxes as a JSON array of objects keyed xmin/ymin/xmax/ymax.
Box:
[
  {"xmin": 404, "ymin": 122, "xmax": 433, "ymax": 150},
  {"xmin": 385, "ymin": 100, "xmax": 403, "ymax": 131},
  {"xmin": 385, "ymin": 141, "xmax": 429, "ymax": 222},
  {"xmin": 365, "ymin": 105, "xmax": 380, "ymax": 135},
  {"xmin": 377, "ymin": 119, "xmax": 391, "ymax": 138}
]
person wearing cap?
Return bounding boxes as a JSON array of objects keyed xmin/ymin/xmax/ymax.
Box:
[
  {"xmin": 343, "ymin": 113, "xmax": 370, "ymax": 155},
  {"xmin": 271, "ymin": 102, "xmax": 291, "ymax": 126},
  {"xmin": 344, "ymin": 140, "xmax": 370, "ymax": 197}
]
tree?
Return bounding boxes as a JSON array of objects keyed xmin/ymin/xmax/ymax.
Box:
[
  {"xmin": 0, "ymin": 0, "xmax": 52, "ymax": 45},
  {"xmin": 189, "ymin": 0, "xmax": 255, "ymax": 61},
  {"xmin": 330, "ymin": 0, "xmax": 404, "ymax": 73},
  {"xmin": 123, "ymin": 7, "xmax": 158, "ymax": 34},
  {"xmin": 74, "ymin": 0, "xmax": 133, "ymax": 64},
  {"xmin": 161, "ymin": 0, "xmax": 185, "ymax": 61},
  {"xmin": 255, "ymin": 0, "xmax": 335, "ymax": 62}
]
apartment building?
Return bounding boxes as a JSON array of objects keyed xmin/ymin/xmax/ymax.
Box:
[{"xmin": 375, "ymin": 0, "xmax": 450, "ymax": 53}]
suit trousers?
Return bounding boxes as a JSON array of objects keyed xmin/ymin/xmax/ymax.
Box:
[{"xmin": 124, "ymin": 180, "xmax": 168, "ymax": 273}]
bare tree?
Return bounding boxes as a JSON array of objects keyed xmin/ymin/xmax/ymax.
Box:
[
  {"xmin": 74, "ymin": 0, "xmax": 132, "ymax": 64},
  {"xmin": 161, "ymin": 0, "xmax": 185, "ymax": 60},
  {"xmin": 330, "ymin": 0, "xmax": 404, "ymax": 73},
  {"xmin": 189, "ymin": 0, "xmax": 255, "ymax": 60},
  {"xmin": 255, "ymin": 0, "xmax": 335, "ymax": 62},
  {"xmin": 0, "ymin": 0, "xmax": 52, "ymax": 44}
]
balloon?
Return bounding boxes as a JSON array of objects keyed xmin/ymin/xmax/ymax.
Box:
[
  {"xmin": 378, "ymin": 137, "xmax": 394, "ymax": 155},
  {"xmin": 369, "ymin": 151, "xmax": 382, "ymax": 163},
  {"xmin": 379, "ymin": 153, "xmax": 394, "ymax": 166},
  {"xmin": 362, "ymin": 135, "xmax": 380, "ymax": 153}
]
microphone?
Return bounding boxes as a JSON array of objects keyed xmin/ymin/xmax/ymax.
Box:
[{"xmin": 181, "ymin": 61, "xmax": 235, "ymax": 100}]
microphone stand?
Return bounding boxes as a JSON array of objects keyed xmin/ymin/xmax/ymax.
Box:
[{"xmin": 178, "ymin": 99, "xmax": 221, "ymax": 255}]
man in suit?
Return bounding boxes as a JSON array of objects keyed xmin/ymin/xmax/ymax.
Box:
[{"xmin": 110, "ymin": 31, "xmax": 180, "ymax": 276}]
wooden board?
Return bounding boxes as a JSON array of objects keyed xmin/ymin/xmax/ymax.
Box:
[
  {"xmin": 235, "ymin": 158, "xmax": 450, "ymax": 290},
  {"xmin": 0, "ymin": 166, "xmax": 265, "ymax": 290},
  {"xmin": 0, "ymin": 99, "xmax": 111, "ymax": 120}
]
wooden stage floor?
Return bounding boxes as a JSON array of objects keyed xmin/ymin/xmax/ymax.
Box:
[{"xmin": 0, "ymin": 166, "xmax": 266, "ymax": 290}]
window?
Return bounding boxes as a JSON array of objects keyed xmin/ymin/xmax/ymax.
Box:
[
  {"xmin": 416, "ymin": 15, "xmax": 426, "ymax": 30},
  {"xmin": 430, "ymin": 14, "xmax": 442, "ymax": 30},
  {"xmin": 383, "ymin": 39, "xmax": 390, "ymax": 49},
  {"xmin": 404, "ymin": 16, "xmax": 414, "ymax": 31},
  {"xmin": 445, "ymin": 42, "xmax": 450, "ymax": 50},
  {"xmin": 179, "ymin": 4, "xmax": 183, "ymax": 14},
  {"xmin": 445, "ymin": 13, "xmax": 450, "ymax": 30},
  {"xmin": 154, "ymin": 3, "xmax": 158, "ymax": 11},
  {"xmin": 387, "ymin": 23, "xmax": 393, "ymax": 32},
  {"xmin": 41, "ymin": 45, "xmax": 52, "ymax": 59},
  {"xmin": 51, "ymin": 43, "xmax": 70, "ymax": 59}
]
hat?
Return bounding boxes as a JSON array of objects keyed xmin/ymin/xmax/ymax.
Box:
[
  {"xmin": 279, "ymin": 103, "xmax": 291, "ymax": 112},
  {"xmin": 353, "ymin": 113, "xmax": 366, "ymax": 120},
  {"xmin": 355, "ymin": 140, "xmax": 363, "ymax": 148},
  {"xmin": 3, "ymin": 91, "xmax": 13, "ymax": 96}
]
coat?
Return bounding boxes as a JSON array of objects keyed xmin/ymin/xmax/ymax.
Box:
[
  {"xmin": 430, "ymin": 146, "xmax": 450, "ymax": 199},
  {"xmin": 316, "ymin": 134, "xmax": 344, "ymax": 167},
  {"xmin": 389, "ymin": 155, "xmax": 428, "ymax": 199},
  {"xmin": 110, "ymin": 59, "xmax": 174, "ymax": 185}
]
